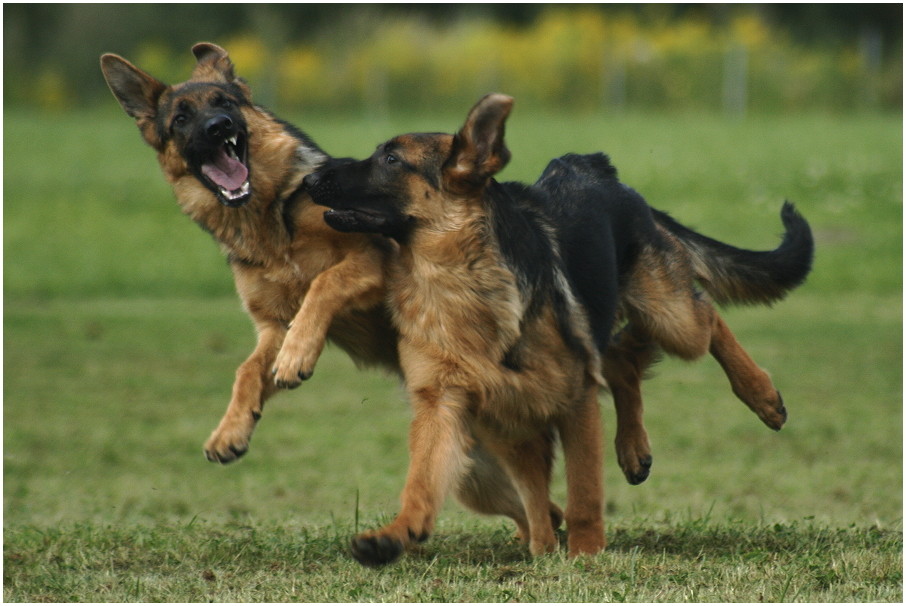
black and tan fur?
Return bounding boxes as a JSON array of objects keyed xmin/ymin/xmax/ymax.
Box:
[
  {"xmin": 101, "ymin": 43, "xmax": 813, "ymax": 563},
  {"xmin": 99, "ymin": 42, "xmax": 656, "ymax": 480},
  {"xmin": 307, "ymin": 93, "xmax": 813, "ymax": 565},
  {"xmin": 100, "ymin": 43, "xmax": 399, "ymax": 464},
  {"xmin": 533, "ymin": 156, "xmax": 813, "ymax": 485},
  {"xmin": 308, "ymin": 94, "xmax": 609, "ymax": 564}
]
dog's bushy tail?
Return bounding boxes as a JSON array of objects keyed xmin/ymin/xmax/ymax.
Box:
[{"xmin": 652, "ymin": 202, "xmax": 814, "ymax": 306}]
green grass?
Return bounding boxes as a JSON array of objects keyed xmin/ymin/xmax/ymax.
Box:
[
  {"xmin": 4, "ymin": 518, "xmax": 900, "ymax": 602},
  {"xmin": 3, "ymin": 107, "xmax": 902, "ymax": 601}
]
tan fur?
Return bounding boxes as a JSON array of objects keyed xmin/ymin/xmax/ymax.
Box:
[
  {"xmin": 100, "ymin": 44, "xmax": 399, "ymax": 464},
  {"xmin": 610, "ymin": 225, "xmax": 788, "ymax": 483},
  {"xmin": 344, "ymin": 95, "xmax": 606, "ymax": 564}
]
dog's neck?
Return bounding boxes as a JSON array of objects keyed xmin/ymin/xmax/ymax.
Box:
[
  {"xmin": 167, "ymin": 173, "xmax": 291, "ymax": 263},
  {"xmin": 392, "ymin": 213, "xmax": 525, "ymax": 366}
]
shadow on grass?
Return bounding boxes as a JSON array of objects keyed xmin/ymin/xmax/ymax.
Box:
[
  {"xmin": 606, "ymin": 519, "xmax": 899, "ymax": 558},
  {"xmin": 355, "ymin": 516, "xmax": 901, "ymax": 567}
]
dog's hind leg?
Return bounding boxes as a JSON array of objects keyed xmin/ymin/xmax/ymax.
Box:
[
  {"xmin": 624, "ymin": 242, "xmax": 714, "ymax": 362},
  {"xmin": 627, "ymin": 259, "xmax": 787, "ymax": 431},
  {"xmin": 631, "ymin": 236, "xmax": 787, "ymax": 429},
  {"xmin": 456, "ymin": 440, "xmax": 563, "ymax": 544},
  {"xmin": 557, "ymin": 388, "xmax": 606, "ymax": 557},
  {"xmin": 204, "ymin": 321, "xmax": 285, "ymax": 463},
  {"xmin": 629, "ymin": 287, "xmax": 787, "ymax": 430},
  {"xmin": 476, "ymin": 431, "xmax": 562, "ymax": 556},
  {"xmin": 708, "ymin": 312, "xmax": 787, "ymax": 430},
  {"xmin": 602, "ymin": 324, "xmax": 659, "ymax": 485}
]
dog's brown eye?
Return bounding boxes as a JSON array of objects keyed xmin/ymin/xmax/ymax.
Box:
[
  {"xmin": 172, "ymin": 115, "xmax": 187, "ymax": 128},
  {"xmin": 385, "ymin": 154, "xmax": 398, "ymax": 165}
]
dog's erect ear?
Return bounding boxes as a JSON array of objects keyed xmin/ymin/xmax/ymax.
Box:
[
  {"xmin": 191, "ymin": 42, "xmax": 236, "ymax": 82},
  {"xmin": 100, "ymin": 54, "xmax": 167, "ymax": 121},
  {"xmin": 444, "ymin": 93, "xmax": 513, "ymax": 193}
]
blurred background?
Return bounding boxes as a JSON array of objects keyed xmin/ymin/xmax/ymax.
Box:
[{"xmin": 5, "ymin": 3, "xmax": 903, "ymax": 115}]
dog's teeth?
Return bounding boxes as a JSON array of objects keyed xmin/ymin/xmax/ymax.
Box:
[
  {"xmin": 228, "ymin": 136, "xmax": 238, "ymax": 146},
  {"xmin": 220, "ymin": 182, "xmax": 250, "ymax": 201}
]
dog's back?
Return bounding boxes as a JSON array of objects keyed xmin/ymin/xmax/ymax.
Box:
[{"xmin": 532, "ymin": 153, "xmax": 661, "ymax": 353}]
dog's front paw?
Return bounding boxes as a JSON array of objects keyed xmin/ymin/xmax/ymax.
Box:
[
  {"xmin": 350, "ymin": 536, "xmax": 406, "ymax": 566},
  {"xmin": 566, "ymin": 520, "xmax": 606, "ymax": 558},
  {"xmin": 272, "ymin": 336, "xmax": 322, "ymax": 389},
  {"xmin": 350, "ymin": 533, "xmax": 405, "ymax": 567},
  {"xmin": 350, "ymin": 524, "xmax": 430, "ymax": 567},
  {"xmin": 204, "ymin": 411, "xmax": 259, "ymax": 463}
]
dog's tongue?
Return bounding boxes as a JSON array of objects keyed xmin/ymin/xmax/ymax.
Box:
[{"xmin": 201, "ymin": 147, "xmax": 248, "ymax": 191}]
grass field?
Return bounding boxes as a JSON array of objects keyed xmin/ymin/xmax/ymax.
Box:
[{"xmin": 4, "ymin": 106, "xmax": 902, "ymax": 601}]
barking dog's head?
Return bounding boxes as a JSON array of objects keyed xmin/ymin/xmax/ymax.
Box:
[
  {"xmin": 305, "ymin": 93, "xmax": 514, "ymax": 240},
  {"xmin": 101, "ymin": 43, "xmax": 253, "ymax": 207}
]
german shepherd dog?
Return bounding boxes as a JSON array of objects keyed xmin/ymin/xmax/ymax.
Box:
[
  {"xmin": 308, "ymin": 93, "xmax": 609, "ymax": 564},
  {"xmin": 100, "ymin": 43, "xmax": 399, "ymax": 464},
  {"xmin": 305, "ymin": 93, "xmax": 813, "ymax": 565}
]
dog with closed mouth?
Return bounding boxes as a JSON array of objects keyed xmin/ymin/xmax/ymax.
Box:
[
  {"xmin": 308, "ymin": 93, "xmax": 610, "ymax": 565},
  {"xmin": 306, "ymin": 93, "xmax": 813, "ymax": 565}
]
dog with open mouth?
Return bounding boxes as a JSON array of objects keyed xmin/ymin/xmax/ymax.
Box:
[{"xmin": 100, "ymin": 43, "xmax": 401, "ymax": 464}]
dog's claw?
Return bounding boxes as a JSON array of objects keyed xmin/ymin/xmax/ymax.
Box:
[
  {"xmin": 773, "ymin": 392, "xmax": 787, "ymax": 429},
  {"xmin": 271, "ymin": 365, "xmax": 313, "ymax": 389},
  {"xmin": 204, "ymin": 445, "xmax": 246, "ymax": 464}
]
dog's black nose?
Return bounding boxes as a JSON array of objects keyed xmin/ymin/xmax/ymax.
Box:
[{"xmin": 205, "ymin": 114, "xmax": 234, "ymax": 139}]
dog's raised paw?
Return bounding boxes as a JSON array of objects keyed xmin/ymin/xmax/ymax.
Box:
[
  {"xmin": 271, "ymin": 361, "xmax": 314, "ymax": 389},
  {"xmin": 627, "ymin": 454, "xmax": 653, "ymax": 485},
  {"xmin": 759, "ymin": 390, "xmax": 787, "ymax": 431},
  {"xmin": 203, "ymin": 420, "xmax": 255, "ymax": 464},
  {"xmin": 204, "ymin": 442, "xmax": 248, "ymax": 464}
]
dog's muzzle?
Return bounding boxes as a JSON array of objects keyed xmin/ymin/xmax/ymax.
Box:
[{"xmin": 303, "ymin": 170, "xmax": 342, "ymax": 207}]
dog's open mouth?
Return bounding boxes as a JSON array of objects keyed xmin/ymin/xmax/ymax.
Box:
[{"xmin": 200, "ymin": 133, "xmax": 250, "ymax": 206}]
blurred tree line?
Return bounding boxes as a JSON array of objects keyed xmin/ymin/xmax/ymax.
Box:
[{"xmin": 4, "ymin": 3, "xmax": 902, "ymax": 114}]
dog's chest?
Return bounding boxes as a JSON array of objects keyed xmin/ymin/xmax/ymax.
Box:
[
  {"xmin": 263, "ymin": 253, "xmax": 311, "ymax": 283},
  {"xmin": 232, "ymin": 255, "xmax": 316, "ymax": 324},
  {"xmin": 393, "ymin": 254, "xmax": 523, "ymax": 360}
]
